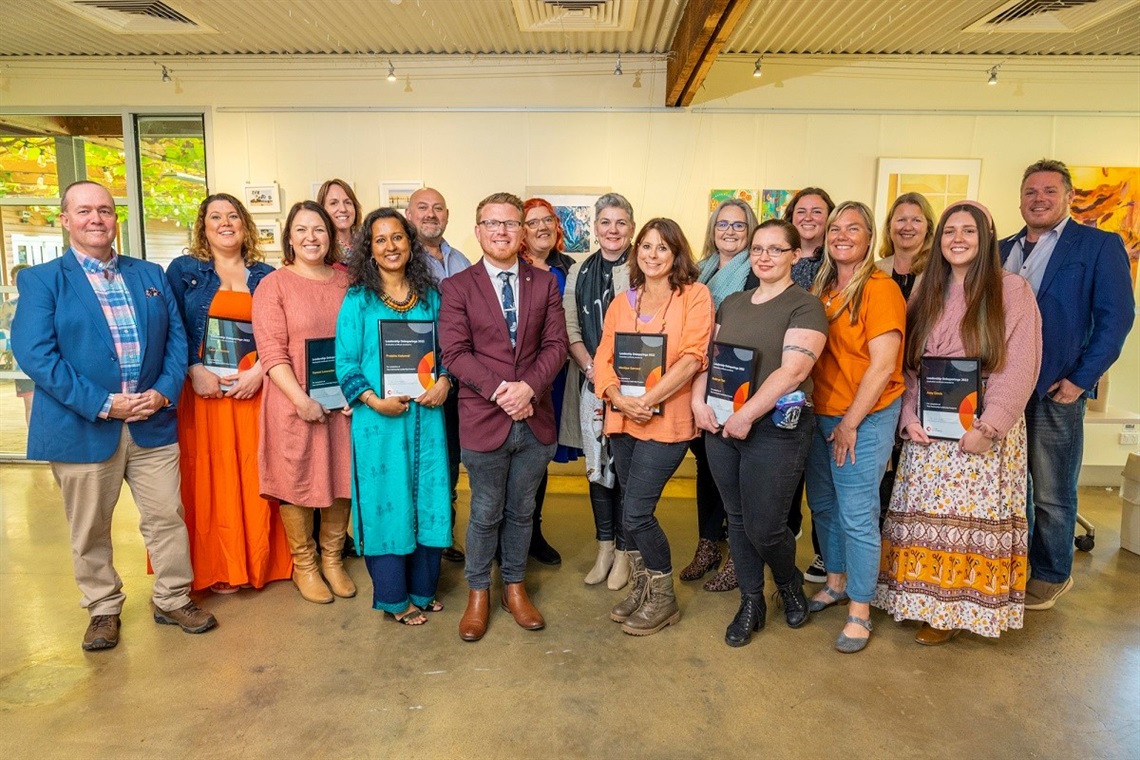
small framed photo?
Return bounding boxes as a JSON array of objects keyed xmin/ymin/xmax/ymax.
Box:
[
  {"xmin": 255, "ymin": 219, "xmax": 282, "ymax": 252},
  {"xmin": 380, "ymin": 180, "xmax": 423, "ymax": 211},
  {"xmin": 244, "ymin": 183, "xmax": 281, "ymax": 214}
]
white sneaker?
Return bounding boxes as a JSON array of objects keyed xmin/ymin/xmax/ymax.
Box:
[{"xmin": 803, "ymin": 554, "xmax": 827, "ymax": 584}]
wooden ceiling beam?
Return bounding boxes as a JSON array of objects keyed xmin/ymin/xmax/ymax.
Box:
[{"xmin": 666, "ymin": 0, "xmax": 751, "ymax": 108}]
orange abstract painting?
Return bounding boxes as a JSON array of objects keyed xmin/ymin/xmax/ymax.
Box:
[{"xmin": 1071, "ymin": 166, "xmax": 1139, "ymax": 282}]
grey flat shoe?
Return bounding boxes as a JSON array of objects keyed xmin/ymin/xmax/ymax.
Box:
[
  {"xmin": 835, "ymin": 615, "xmax": 872, "ymax": 654},
  {"xmin": 808, "ymin": 584, "xmax": 849, "ymax": 613}
]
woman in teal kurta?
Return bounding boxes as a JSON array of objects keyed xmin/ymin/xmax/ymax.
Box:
[{"xmin": 336, "ymin": 208, "xmax": 452, "ymax": 626}]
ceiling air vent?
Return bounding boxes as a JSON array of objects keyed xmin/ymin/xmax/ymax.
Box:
[
  {"xmin": 513, "ymin": 0, "xmax": 639, "ymax": 32},
  {"xmin": 964, "ymin": 0, "xmax": 1138, "ymax": 33},
  {"xmin": 53, "ymin": 0, "xmax": 216, "ymax": 34}
]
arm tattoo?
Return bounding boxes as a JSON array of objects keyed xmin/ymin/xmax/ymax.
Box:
[{"xmin": 783, "ymin": 344, "xmax": 817, "ymax": 361}]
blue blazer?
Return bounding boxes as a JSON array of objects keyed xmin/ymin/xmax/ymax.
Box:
[
  {"xmin": 11, "ymin": 250, "xmax": 188, "ymax": 463},
  {"xmin": 1000, "ymin": 220, "xmax": 1134, "ymax": 399}
]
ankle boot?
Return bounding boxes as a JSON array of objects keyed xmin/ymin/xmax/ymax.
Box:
[
  {"xmin": 610, "ymin": 551, "xmax": 647, "ymax": 622},
  {"xmin": 585, "ymin": 540, "xmax": 616, "ymax": 585},
  {"xmin": 776, "ymin": 568, "xmax": 809, "ymax": 628},
  {"xmin": 621, "ymin": 570, "xmax": 680, "ymax": 636},
  {"xmin": 279, "ymin": 504, "xmax": 333, "ymax": 604},
  {"xmin": 679, "ymin": 538, "xmax": 720, "ymax": 582},
  {"xmin": 703, "ymin": 553, "xmax": 739, "ymax": 592},
  {"xmin": 528, "ymin": 505, "xmax": 561, "ymax": 566},
  {"xmin": 725, "ymin": 593, "xmax": 766, "ymax": 647},
  {"xmin": 607, "ymin": 550, "xmax": 631, "ymax": 590},
  {"xmin": 318, "ymin": 500, "xmax": 357, "ymax": 598}
]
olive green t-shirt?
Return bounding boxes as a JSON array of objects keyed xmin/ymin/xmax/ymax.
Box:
[{"xmin": 715, "ymin": 284, "xmax": 829, "ymax": 398}]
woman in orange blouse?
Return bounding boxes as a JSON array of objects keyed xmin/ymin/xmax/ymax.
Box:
[{"xmin": 594, "ymin": 218, "xmax": 714, "ymax": 636}]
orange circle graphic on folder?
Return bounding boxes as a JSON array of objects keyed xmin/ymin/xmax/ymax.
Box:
[
  {"xmin": 645, "ymin": 366, "xmax": 663, "ymax": 389},
  {"xmin": 733, "ymin": 382, "xmax": 751, "ymax": 412},
  {"xmin": 959, "ymin": 391, "xmax": 978, "ymax": 431},
  {"xmin": 238, "ymin": 351, "xmax": 258, "ymax": 371},
  {"xmin": 418, "ymin": 351, "xmax": 437, "ymax": 391}
]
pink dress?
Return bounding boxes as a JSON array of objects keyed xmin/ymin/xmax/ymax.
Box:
[{"xmin": 252, "ymin": 267, "xmax": 352, "ymax": 507}]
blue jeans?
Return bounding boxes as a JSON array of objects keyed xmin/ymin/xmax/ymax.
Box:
[
  {"xmin": 1025, "ymin": 394, "xmax": 1085, "ymax": 583},
  {"xmin": 805, "ymin": 399, "xmax": 900, "ymax": 604},
  {"xmin": 462, "ymin": 422, "xmax": 555, "ymax": 589},
  {"xmin": 610, "ymin": 434, "xmax": 690, "ymax": 574},
  {"xmin": 365, "ymin": 546, "xmax": 443, "ymax": 613}
]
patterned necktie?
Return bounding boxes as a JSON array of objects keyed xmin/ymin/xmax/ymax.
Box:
[{"xmin": 499, "ymin": 271, "xmax": 517, "ymax": 348}]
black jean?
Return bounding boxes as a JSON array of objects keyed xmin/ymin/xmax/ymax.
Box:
[
  {"xmin": 785, "ymin": 475, "xmax": 822, "ymax": 558},
  {"xmin": 610, "ymin": 434, "xmax": 689, "ymax": 574},
  {"xmin": 444, "ymin": 386, "xmax": 461, "ymax": 530},
  {"xmin": 689, "ymin": 435, "xmax": 727, "ymax": 543},
  {"xmin": 588, "ymin": 479, "xmax": 625, "ymax": 548},
  {"xmin": 705, "ymin": 410, "xmax": 815, "ymax": 596}
]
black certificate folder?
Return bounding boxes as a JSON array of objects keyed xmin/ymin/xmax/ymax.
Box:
[
  {"xmin": 920, "ymin": 357, "xmax": 983, "ymax": 440},
  {"xmin": 379, "ymin": 320, "xmax": 438, "ymax": 398},
  {"xmin": 612, "ymin": 332, "xmax": 667, "ymax": 415},
  {"xmin": 306, "ymin": 337, "xmax": 346, "ymax": 410},
  {"xmin": 203, "ymin": 317, "xmax": 256, "ymax": 376},
  {"xmin": 706, "ymin": 342, "xmax": 757, "ymax": 426}
]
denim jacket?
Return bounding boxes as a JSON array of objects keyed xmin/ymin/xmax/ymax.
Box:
[{"xmin": 165, "ymin": 254, "xmax": 274, "ymax": 367}]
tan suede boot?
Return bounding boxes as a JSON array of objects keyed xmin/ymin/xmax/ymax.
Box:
[
  {"xmin": 621, "ymin": 570, "xmax": 680, "ymax": 636},
  {"xmin": 318, "ymin": 499, "xmax": 357, "ymax": 598},
  {"xmin": 279, "ymin": 504, "xmax": 333, "ymax": 604},
  {"xmin": 584, "ymin": 540, "xmax": 615, "ymax": 585},
  {"xmin": 609, "ymin": 551, "xmax": 647, "ymax": 623},
  {"xmin": 607, "ymin": 549, "xmax": 631, "ymax": 590}
]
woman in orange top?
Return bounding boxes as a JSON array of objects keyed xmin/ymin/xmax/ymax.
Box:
[
  {"xmin": 805, "ymin": 200, "xmax": 906, "ymax": 654},
  {"xmin": 165, "ymin": 194, "xmax": 291, "ymax": 594},
  {"xmin": 594, "ymin": 218, "xmax": 714, "ymax": 636}
]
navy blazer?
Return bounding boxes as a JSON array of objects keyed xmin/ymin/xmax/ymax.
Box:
[
  {"xmin": 11, "ymin": 250, "xmax": 188, "ymax": 463},
  {"xmin": 1000, "ymin": 220, "xmax": 1134, "ymax": 399}
]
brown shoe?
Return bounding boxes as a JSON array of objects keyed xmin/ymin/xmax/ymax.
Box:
[
  {"xmin": 679, "ymin": 538, "xmax": 720, "ymax": 582},
  {"xmin": 1024, "ymin": 577, "xmax": 1074, "ymax": 611},
  {"xmin": 915, "ymin": 623, "xmax": 961, "ymax": 646},
  {"xmin": 153, "ymin": 601, "xmax": 218, "ymax": 634},
  {"xmin": 82, "ymin": 614, "xmax": 121, "ymax": 651},
  {"xmin": 703, "ymin": 554, "xmax": 738, "ymax": 592},
  {"xmin": 501, "ymin": 582, "xmax": 545, "ymax": 630},
  {"xmin": 459, "ymin": 588, "xmax": 490, "ymax": 642}
]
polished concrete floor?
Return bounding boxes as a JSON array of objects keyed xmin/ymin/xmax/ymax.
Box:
[{"xmin": 1, "ymin": 464, "xmax": 1138, "ymax": 760}]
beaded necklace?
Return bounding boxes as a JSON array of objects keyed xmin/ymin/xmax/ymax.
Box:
[{"xmin": 380, "ymin": 288, "xmax": 418, "ymax": 313}]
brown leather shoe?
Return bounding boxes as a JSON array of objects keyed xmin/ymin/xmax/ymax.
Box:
[
  {"xmin": 153, "ymin": 601, "xmax": 218, "ymax": 634},
  {"xmin": 501, "ymin": 582, "xmax": 545, "ymax": 630},
  {"xmin": 459, "ymin": 588, "xmax": 490, "ymax": 642},
  {"xmin": 915, "ymin": 623, "xmax": 961, "ymax": 646},
  {"xmin": 82, "ymin": 614, "xmax": 121, "ymax": 651}
]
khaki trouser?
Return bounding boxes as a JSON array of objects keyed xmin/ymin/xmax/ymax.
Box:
[{"xmin": 51, "ymin": 426, "xmax": 193, "ymax": 616}]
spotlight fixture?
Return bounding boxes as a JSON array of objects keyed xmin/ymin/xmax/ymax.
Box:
[
  {"xmin": 753, "ymin": 57, "xmax": 763, "ymax": 78},
  {"xmin": 633, "ymin": 70, "xmax": 642, "ymax": 89},
  {"xmin": 614, "ymin": 54, "xmax": 622, "ymax": 76},
  {"xmin": 987, "ymin": 65, "xmax": 999, "ymax": 85},
  {"xmin": 161, "ymin": 65, "xmax": 172, "ymax": 83},
  {"xmin": 387, "ymin": 60, "xmax": 396, "ymax": 82}
]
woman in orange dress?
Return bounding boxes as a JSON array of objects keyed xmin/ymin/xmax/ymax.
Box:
[{"xmin": 166, "ymin": 193, "xmax": 291, "ymax": 593}]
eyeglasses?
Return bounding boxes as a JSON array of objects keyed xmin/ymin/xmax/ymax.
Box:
[
  {"xmin": 524, "ymin": 216, "xmax": 557, "ymax": 229},
  {"xmin": 750, "ymin": 246, "xmax": 794, "ymax": 258},
  {"xmin": 478, "ymin": 219, "xmax": 523, "ymax": 231},
  {"xmin": 715, "ymin": 221, "xmax": 749, "ymax": 232}
]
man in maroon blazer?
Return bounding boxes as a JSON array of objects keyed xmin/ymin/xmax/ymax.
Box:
[{"xmin": 439, "ymin": 192, "xmax": 569, "ymax": 642}]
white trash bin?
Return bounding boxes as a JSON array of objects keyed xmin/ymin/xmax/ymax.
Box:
[{"xmin": 1121, "ymin": 453, "xmax": 1140, "ymax": 556}]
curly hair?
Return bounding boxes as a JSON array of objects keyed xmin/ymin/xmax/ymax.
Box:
[
  {"xmin": 628, "ymin": 218, "xmax": 700, "ymax": 291},
  {"xmin": 281, "ymin": 201, "xmax": 338, "ymax": 266},
  {"xmin": 348, "ymin": 208, "xmax": 438, "ymax": 302},
  {"xmin": 188, "ymin": 193, "xmax": 263, "ymax": 263}
]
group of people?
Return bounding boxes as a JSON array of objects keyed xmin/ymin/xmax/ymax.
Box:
[{"xmin": 11, "ymin": 157, "xmax": 1133, "ymax": 654}]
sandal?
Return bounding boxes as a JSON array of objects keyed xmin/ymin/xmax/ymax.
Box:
[
  {"xmin": 807, "ymin": 584, "xmax": 849, "ymax": 613},
  {"xmin": 835, "ymin": 615, "xmax": 872, "ymax": 654},
  {"xmin": 211, "ymin": 582, "xmax": 240, "ymax": 595},
  {"xmin": 386, "ymin": 608, "xmax": 427, "ymax": 626},
  {"xmin": 418, "ymin": 600, "xmax": 444, "ymax": 613}
]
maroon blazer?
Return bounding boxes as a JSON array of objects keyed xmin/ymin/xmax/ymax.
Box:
[{"xmin": 439, "ymin": 259, "xmax": 570, "ymax": 453}]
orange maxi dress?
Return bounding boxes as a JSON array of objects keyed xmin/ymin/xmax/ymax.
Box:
[{"xmin": 177, "ymin": 289, "xmax": 292, "ymax": 591}]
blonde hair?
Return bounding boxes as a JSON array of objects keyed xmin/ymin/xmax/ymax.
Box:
[{"xmin": 812, "ymin": 201, "xmax": 879, "ymax": 325}]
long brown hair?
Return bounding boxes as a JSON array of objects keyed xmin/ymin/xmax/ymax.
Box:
[
  {"xmin": 629, "ymin": 218, "xmax": 699, "ymax": 291},
  {"xmin": 905, "ymin": 202, "xmax": 1006, "ymax": 373},
  {"xmin": 812, "ymin": 201, "xmax": 878, "ymax": 325},
  {"xmin": 188, "ymin": 193, "xmax": 263, "ymax": 263}
]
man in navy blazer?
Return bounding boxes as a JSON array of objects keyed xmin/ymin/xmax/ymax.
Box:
[
  {"xmin": 1000, "ymin": 159, "xmax": 1135, "ymax": 611},
  {"xmin": 12, "ymin": 181, "xmax": 217, "ymax": 651},
  {"xmin": 440, "ymin": 191, "xmax": 569, "ymax": 642}
]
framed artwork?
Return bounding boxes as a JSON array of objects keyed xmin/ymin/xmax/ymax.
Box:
[
  {"xmin": 709, "ymin": 189, "xmax": 758, "ymax": 214},
  {"xmin": 760, "ymin": 188, "xmax": 798, "ymax": 221},
  {"xmin": 380, "ymin": 180, "xmax": 423, "ymax": 210},
  {"xmin": 874, "ymin": 158, "xmax": 982, "ymax": 224},
  {"xmin": 254, "ymin": 220, "xmax": 282, "ymax": 252},
  {"xmin": 243, "ymin": 183, "xmax": 281, "ymax": 214},
  {"xmin": 526, "ymin": 186, "xmax": 609, "ymax": 254},
  {"xmin": 1070, "ymin": 166, "xmax": 1139, "ymax": 282}
]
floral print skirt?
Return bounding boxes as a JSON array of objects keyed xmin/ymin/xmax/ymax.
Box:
[{"xmin": 874, "ymin": 418, "xmax": 1028, "ymax": 637}]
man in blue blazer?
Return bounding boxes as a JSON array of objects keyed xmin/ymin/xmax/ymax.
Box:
[
  {"xmin": 1000, "ymin": 159, "xmax": 1135, "ymax": 611},
  {"xmin": 12, "ymin": 181, "xmax": 217, "ymax": 651}
]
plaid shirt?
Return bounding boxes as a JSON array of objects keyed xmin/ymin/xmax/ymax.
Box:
[{"xmin": 71, "ymin": 248, "xmax": 142, "ymax": 416}]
